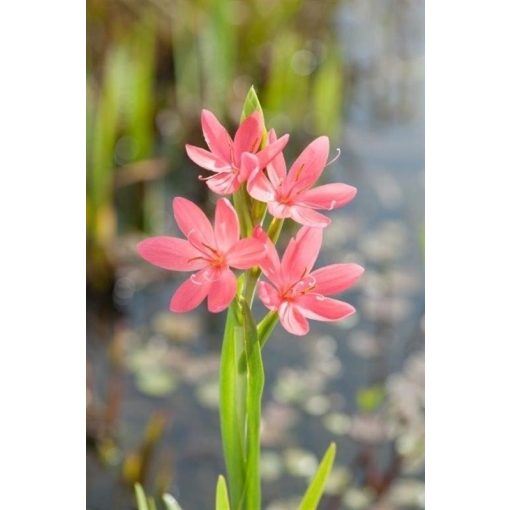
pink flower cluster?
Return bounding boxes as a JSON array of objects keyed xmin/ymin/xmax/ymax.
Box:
[{"xmin": 138, "ymin": 110, "xmax": 364, "ymax": 335}]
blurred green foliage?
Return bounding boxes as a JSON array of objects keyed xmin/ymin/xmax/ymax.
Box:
[
  {"xmin": 87, "ymin": 0, "xmax": 345, "ymax": 288},
  {"xmin": 135, "ymin": 482, "xmax": 183, "ymax": 510}
]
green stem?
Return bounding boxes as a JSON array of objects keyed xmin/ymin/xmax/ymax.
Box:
[
  {"xmin": 244, "ymin": 268, "xmax": 261, "ymax": 307},
  {"xmin": 251, "ymin": 200, "xmax": 267, "ymax": 226},
  {"xmin": 237, "ymin": 311, "xmax": 279, "ymax": 374},
  {"xmin": 233, "ymin": 185, "xmax": 253, "ymax": 237},
  {"xmin": 267, "ymin": 217, "xmax": 284, "ymax": 243},
  {"xmin": 257, "ymin": 311, "xmax": 279, "ymax": 349}
]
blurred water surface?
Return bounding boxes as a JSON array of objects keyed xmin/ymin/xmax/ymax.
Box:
[{"xmin": 87, "ymin": 1, "xmax": 424, "ymax": 508}]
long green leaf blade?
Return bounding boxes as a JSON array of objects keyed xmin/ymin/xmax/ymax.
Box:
[
  {"xmin": 216, "ymin": 475, "xmax": 231, "ymax": 510},
  {"xmin": 298, "ymin": 443, "xmax": 337, "ymax": 510},
  {"xmin": 239, "ymin": 298, "xmax": 264, "ymax": 510},
  {"xmin": 219, "ymin": 304, "xmax": 246, "ymax": 510}
]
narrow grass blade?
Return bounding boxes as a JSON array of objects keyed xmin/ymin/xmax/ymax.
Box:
[
  {"xmin": 216, "ymin": 475, "xmax": 231, "ymax": 510},
  {"xmin": 134, "ymin": 483, "xmax": 149, "ymax": 510},
  {"xmin": 298, "ymin": 443, "xmax": 337, "ymax": 510},
  {"xmin": 200, "ymin": 0, "xmax": 235, "ymax": 115},
  {"xmin": 125, "ymin": 14, "xmax": 157, "ymax": 163},
  {"xmin": 162, "ymin": 493, "xmax": 184, "ymax": 510}
]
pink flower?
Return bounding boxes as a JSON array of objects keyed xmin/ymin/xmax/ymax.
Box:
[
  {"xmin": 185, "ymin": 110, "xmax": 289, "ymax": 195},
  {"xmin": 247, "ymin": 130, "xmax": 357, "ymax": 227},
  {"xmin": 255, "ymin": 226, "xmax": 364, "ymax": 336},
  {"xmin": 138, "ymin": 197, "xmax": 265, "ymax": 313}
]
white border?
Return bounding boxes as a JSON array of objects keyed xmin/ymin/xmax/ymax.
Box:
[
  {"xmin": 1, "ymin": 1, "xmax": 85, "ymax": 507},
  {"xmin": 427, "ymin": 1, "xmax": 510, "ymax": 507},
  {"xmin": 2, "ymin": 0, "xmax": 510, "ymax": 507}
]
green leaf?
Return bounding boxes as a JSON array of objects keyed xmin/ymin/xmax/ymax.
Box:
[
  {"xmin": 215, "ymin": 475, "xmax": 231, "ymax": 510},
  {"xmin": 147, "ymin": 497, "xmax": 158, "ymax": 510},
  {"xmin": 219, "ymin": 304, "xmax": 246, "ymax": 510},
  {"xmin": 240, "ymin": 85, "xmax": 264, "ymax": 122},
  {"xmin": 134, "ymin": 483, "xmax": 149, "ymax": 510},
  {"xmin": 239, "ymin": 297, "xmax": 265, "ymax": 510},
  {"xmin": 356, "ymin": 385, "xmax": 385, "ymax": 412},
  {"xmin": 162, "ymin": 493, "xmax": 184, "ymax": 510},
  {"xmin": 298, "ymin": 443, "xmax": 337, "ymax": 510},
  {"xmin": 240, "ymin": 86, "xmax": 267, "ymax": 149}
]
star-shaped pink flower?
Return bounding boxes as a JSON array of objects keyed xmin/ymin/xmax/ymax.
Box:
[
  {"xmin": 138, "ymin": 197, "xmax": 265, "ymax": 313},
  {"xmin": 247, "ymin": 130, "xmax": 357, "ymax": 227},
  {"xmin": 185, "ymin": 110, "xmax": 289, "ymax": 195},
  {"xmin": 255, "ymin": 226, "xmax": 364, "ymax": 335}
]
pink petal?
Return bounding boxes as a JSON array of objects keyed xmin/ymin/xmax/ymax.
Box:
[
  {"xmin": 253, "ymin": 226, "xmax": 282, "ymax": 285},
  {"xmin": 137, "ymin": 237, "xmax": 207, "ymax": 271},
  {"xmin": 185, "ymin": 145, "xmax": 231, "ymax": 172},
  {"xmin": 299, "ymin": 183, "xmax": 357, "ymax": 210},
  {"xmin": 170, "ymin": 271, "xmax": 212, "ymax": 312},
  {"xmin": 267, "ymin": 201, "xmax": 293, "ymax": 219},
  {"xmin": 205, "ymin": 172, "xmax": 239, "ymax": 195},
  {"xmin": 247, "ymin": 169, "xmax": 275, "ymax": 202},
  {"xmin": 192, "ymin": 266, "xmax": 224, "ymax": 283},
  {"xmin": 289, "ymin": 205, "xmax": 331, "ymax": 227},
  {"xmin": 233, "ymin": 111, "xmax": 263, "ymax": 164},
  {"xmin": 278, "ymin": 301, "xmax": 310, "ymax": 336},
  {"xmin": 239, "ymin": 152, "xmax": 260, "ymax": 182},
  {"xmin": 280, "ymin": 226, "xmax": 323, "ymax": 286},
  {"xmin": 257, "ymin": 133, "xmax": 289, "ymax": 170},
  {"xmin": 311, "ymin": 264, "xmax": 365, "ymax": 296},
  {"xmin": 258, "ymin": 281, "xmax": 280, "ymax": 310},
  {"xmin": 265, "ymin": 129, "xmax": 287, "ymax": 186},
  {"xmin": 227, "ymin": 237, "xmax": 265, "ymax": 269},
  {"xmin": 201, "ymin": 109, "xmax": 233, "ymax": 162},
  {"xmin": 208, "ymin": 268, "xmax": 237, "ymax": 313},
  {"xmin": 283, "ymin": 136, "xmax": 329, "ymax": 196},
  {"xmin": 214, "ymin": 198, "xmax": 240, "ymax": 252},
  {"xmin": 297, "ymin": 294, "xmax": 355, "ymax": 322},
  {"xmin": 173, "ymin": 197, "xmax": 215, "ymax": 246}
]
